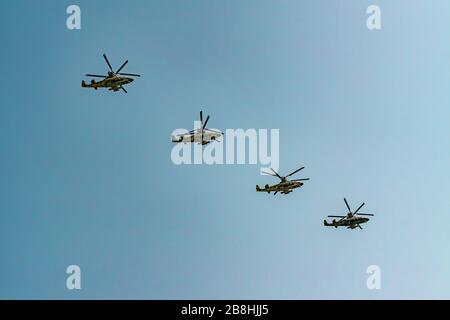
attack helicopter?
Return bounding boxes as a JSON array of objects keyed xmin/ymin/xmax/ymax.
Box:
[
  {"xmin": 324, "ymin": 198, "xmax": 374, "ymax": 230},
  {"xmin": 81, "ymin": 54, "xmax": 140, "ymax": 93},
  {"xmin": 256, "ymin": 167, "xmax": 309, "ymax": 195},
  {"xmin": 171, "ymin": 111, "xmax": 223, "ymax": 145}
]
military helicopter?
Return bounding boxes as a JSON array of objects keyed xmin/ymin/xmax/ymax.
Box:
[
  {"xmin": 324, "ymin": 198, "xmax": 374, "ymax": 229},
  {"xmin": 81, "ymin": 54, "xmax": 140, "ymax": 93},
  {"xmin": 256, "ymin": 167, "xmax": 309, "ymax": 195},
  {"xmin": 171, "ymin": 111, "xmax": 223, "ymax": 145}
]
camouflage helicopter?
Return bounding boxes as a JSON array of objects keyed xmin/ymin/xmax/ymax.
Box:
[
  {"xmin": 324, "ymin": 198, "xmax": 374, "ymax": 230},
  {"xmin": 256, "ymin": 167, "xmax": 309, "ymax": 195},
  {"xmin": 171, "ymin": 111, "xmax": 223, "ymax": 145},
  {"xmin": 81, "ymin": 54, "xmax": 140, "ymax": 93}
]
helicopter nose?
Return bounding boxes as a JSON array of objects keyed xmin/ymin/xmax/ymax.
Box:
[{"xmin": 129, "ymin": 78, "xmax": 134, "ymax": 82}]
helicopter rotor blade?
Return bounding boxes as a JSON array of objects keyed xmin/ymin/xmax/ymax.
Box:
[
  {"xmin": 115, "ymin": 60, "xmax": 129, "ymax": 74},
  {"xmin": 117, "ymin": 73, "xmax": 141, "ymax": 77},
  {"xmin": 291, "ymin": 178, "xmax": 310, "ymax": 181},
  {"xmin": 86, "ymin": 74, "xmax": 107, "ymax": 78},
  {"xmin": 270, "ymin": 168, "xmax": 283, "ymax": 180},
  {"xmin": 353, "ymin": 203, "xmax": 365, "ymax": 215},
  {"xmin": 356, "ymin": 213, "xmax": 374, "ymax": 216},
  {"xmin": 286, "ymin": 167, "xmax": 305, "ymax": 178},
  {"xmin": 103, "ymin": 54, "xmax": 113, "ymax": 72},
  {"xmin": 203, "ymin": 116, "xmax": 210, "ymax": 129},
  {"xmin": 328, "ymin": 215, "xmax": 346, "ymax": 218},
  {"xmin": 344, "ymin": 198, "xmax": 352, "ymax": 213},
  {"xmin": 261, "ymin": 171, "xmax": 277, "ymax": 177}
]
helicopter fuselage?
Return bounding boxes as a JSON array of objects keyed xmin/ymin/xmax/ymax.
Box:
[
  {"xmin": 324, "ymin": 216, "xmax": 370, "ymax": 229},
  {"xmin": 82, "ymin": 76, "xmax": 134, "ymax": 91},
  {"xmin": 172, "ymin": 129, "xmax": 222, "ymax": 145},
  {"xmin": 256, "ymin": 180, "xmax": 302, "ymax": 194}
]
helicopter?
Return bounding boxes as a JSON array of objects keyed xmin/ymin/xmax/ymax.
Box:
[
  {"xmin": 81, "ymin": 54, "xmax": 140, "ymax": 93},
  {"xmin": 324, "ymin": 198, "xmax": 374, "ymax": 229},
  {"xmin": 171, "ymin": 111, "xmax": 223, "ymax": 145},
  {"xmin": 256, "ymin": 167, "xmax": 309, "ymax": 195}
]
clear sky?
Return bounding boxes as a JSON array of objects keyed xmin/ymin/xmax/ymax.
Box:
[{"xmin": 0, "ymin": 0, "xmax": 449, "ymax": 299}]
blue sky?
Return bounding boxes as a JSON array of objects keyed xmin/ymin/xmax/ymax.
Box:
[{"xmin": 0, "ymin": 0, "xmax": 449, "ymax": 299}]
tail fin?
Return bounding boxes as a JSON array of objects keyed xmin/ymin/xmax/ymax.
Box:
[
  {"xmin": 323, "ymin": 220, "xmax": 330, "ymax": 226},
  {"xmin": 81, "ymin": 80, "xmax": 86, "ymax": 87},
  {"xmin": 171, "ymin": 135, "xmax": 182, "ymax": 143},
  {"xmin": 256, "ymin": 185, "xmax": 261, "ymax": 192}
]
